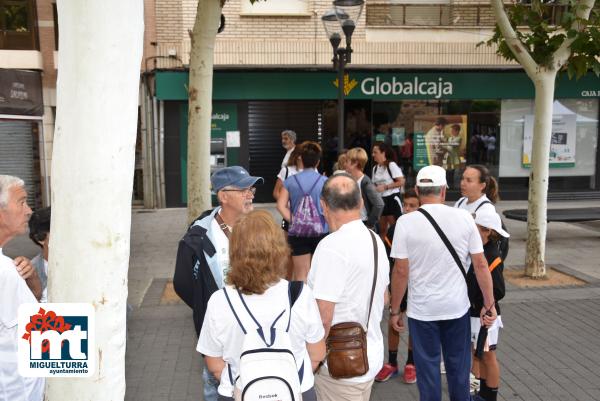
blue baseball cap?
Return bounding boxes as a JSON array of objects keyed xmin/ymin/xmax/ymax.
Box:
[{"xmin": 211, "ymin": 166, "xmax": 264, "ymax": 193}]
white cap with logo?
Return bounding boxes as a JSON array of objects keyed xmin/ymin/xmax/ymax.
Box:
[
  {"xmin": 474, "ymin": 208, "xmax": 510, "ymax": 238},
  {"xmin": 416, "ymin": 165, "xmax": 448, "ymax": 188}
]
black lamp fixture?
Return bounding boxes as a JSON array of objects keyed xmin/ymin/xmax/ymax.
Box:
[{"xmin": 322, "ymin": 0, "xmax": 364, "ymax": 152}]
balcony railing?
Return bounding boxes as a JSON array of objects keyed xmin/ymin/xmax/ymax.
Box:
[{"xmin": 366, "ymin": 3, "xmax": 569, "ymax": 27}]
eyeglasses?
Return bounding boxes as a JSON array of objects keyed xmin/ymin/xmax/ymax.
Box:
[{"xmin": 221, "ymin": 187, "xmax": 256, "ymax": 196}]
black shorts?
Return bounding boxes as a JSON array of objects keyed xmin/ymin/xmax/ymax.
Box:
[
  {"xmin": 288, "ymin": 235, "xmax": 326, "ymax": 256},
  {"xmin": 382, "ymin": 194, "xmax": 402, "ymax": 218}
]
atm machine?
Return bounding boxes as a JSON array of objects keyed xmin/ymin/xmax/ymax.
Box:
[{"xmin": 210, "ymin": 138, "xmax": 227, "ymax": 173}]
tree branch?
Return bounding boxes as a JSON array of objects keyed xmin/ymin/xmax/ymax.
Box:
[
  {"xmin": 554, "ymin": 0, "xmax": 596, "ymax": 68},
  {"xmin": 490, "ymin": 0, "xmax": 539, "ymax": 76}
]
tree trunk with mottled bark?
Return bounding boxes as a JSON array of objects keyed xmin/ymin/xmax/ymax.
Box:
[
  {"xmin": 525, "ymin": 72, "xmax": 556, "ymax": 278},
  {"xmin": 187, "ymin": 0, "xmax": 223, "ymax": 224},
  {"xmin": 47, "ymin": 0, "xmax": 144, "ymax": 398}
]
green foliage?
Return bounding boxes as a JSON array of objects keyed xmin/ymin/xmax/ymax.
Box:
[{"xmin": 479, "ymin": 0, "xmax": 600, "ymax": 79}]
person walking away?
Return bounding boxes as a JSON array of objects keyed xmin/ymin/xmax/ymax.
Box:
[
  {"xmin": 197, "ymin": 210, "xmax": 326, "ymax": 401},
  {"xmin": 468, "ymin": 209, "xmax": 508, "ymax": 401},
  {"xmin": 344, "ymin": 147, "xmax": 383, "ymax": 230},
  {"xmin": 173, "ymin": 166, "xmax": 263, "ymax": 401},
  {"xmin": 276, "ymin": 142, "xmax": 328, "ymax": 282},
  {"xmin": 371, "ymin": 141, "xmax": 405, "ymax": 239},
  {"xmin": 389, "ymin": 165, "xmax": 497, "ymax": 401},
  {"xmin": 308, "ymin": 174, "xmax": 389, "ymax": 401}
]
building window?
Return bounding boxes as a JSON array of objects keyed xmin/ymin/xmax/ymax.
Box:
[
  {"xmin": 241, "ymin": 0, "xmax": 310, "ymax": 16},
  {"xmin": 0, "ymin": 0, "xmax": 38, "ymax": 50}
]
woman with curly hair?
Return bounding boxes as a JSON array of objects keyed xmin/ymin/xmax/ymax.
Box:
[{"xmin": 196, "ymin": 210, "xmax": 326, "ymax": 401}]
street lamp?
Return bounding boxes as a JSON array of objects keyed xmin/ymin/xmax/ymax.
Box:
[{"xmin": 322, "ymin": 0, "xmax": 364, "ymax": 152}]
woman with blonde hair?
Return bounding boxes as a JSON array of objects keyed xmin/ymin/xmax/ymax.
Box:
[{"xmin": 197, "ymin": 210, "xmax": 326, "ymax": 401}]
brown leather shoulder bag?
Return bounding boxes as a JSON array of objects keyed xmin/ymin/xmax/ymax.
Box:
[{"xmin": 325, "ymin": 230, "xmax": 378, "ymax": 379}]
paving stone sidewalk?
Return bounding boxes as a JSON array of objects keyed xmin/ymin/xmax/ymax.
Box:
[
  {"xmin": 5, "ymin": 201, "xmax": 600, "ymax": 400},
  {"xmin": 122, "ymin": 201, "xmax": 600, "ymax": 401}
]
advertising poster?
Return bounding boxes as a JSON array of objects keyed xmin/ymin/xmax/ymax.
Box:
[
  {"xmin": 522, "ymin": 114, "xmax": 576, "ymax": 168},
  {"xmin": 413, "ymin": 115, "xmax": 468, "ymax": 171}
]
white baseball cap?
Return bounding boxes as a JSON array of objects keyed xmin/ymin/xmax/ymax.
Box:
[
  {"xmin": 416, "ymin": 165, "xmax": 448, "ymax": 187},
  {"xmin": 474, "ymin": 209, "xmax": 510, "ymax": 238}
]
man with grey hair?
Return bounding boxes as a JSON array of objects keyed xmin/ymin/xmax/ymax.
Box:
[
  {"xmin": 389, "ymin": 165, "xmax": 497, "ymax": 401},
  {"xmin": 0, "ymin": 175, "xmax": 44, "ymax": 400},
  {"xmin": 308, "ymin": 174, "xmax": 389, "ymax": 401},
  {"xmin": 173, "ymin": 166, "xmax": 262, "ymax": 401},
  {"xmin": 281, "ymin": 129, "xmax": 297, "ymax": 168}
]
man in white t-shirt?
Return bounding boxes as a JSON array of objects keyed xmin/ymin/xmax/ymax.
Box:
[
  {"xmin": 173, "ymin": 166, "xmax": 263, "ymax": 401},
  {"xmin": 389, "ymin": 165, "xmax": 497, "ymax": 401},
  {"xmin": 0, "ymin": 175, "xmax": 44, "ymax": 401},
  {"xmin": 281, "ymin": 129, "xmax": 297, "ymax": 168},
  {"xmin": 308, "ymin": 174, "xmax": 389, "ymax": 401}
]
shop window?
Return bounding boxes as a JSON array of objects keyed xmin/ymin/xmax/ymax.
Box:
[
  {"xmin": 0, "ymin": 0, "xmax": 38, "ymax": 50},
  {"xmin": 371, "ymin": 100, "xmax": 502, "ymax": 193},
  {"xmin": 241, "ymin": 0, "xmax": 310, "ymax": 16},
  {"xmin": 499, "ymin": 98, "xmax": 598, "ymax": 192}
]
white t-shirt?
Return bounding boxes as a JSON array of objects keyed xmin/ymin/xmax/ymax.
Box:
[
  {"xmin": 390, "ymin": 204, "xmax": 483, "ymax": 321},
  {"xmin": 281, "ymin": 147, "xmax": 294, "ymax": 168},
  {"xmin": 197, "ymin": 280, "xmax": 324, "ymax": 396},
  {"xmin": 210, "ymin": 216, "xmax": 230, "ymax": 287},
  {"xmin": 277, "ymin": 165, "xmax": 300, "ymax": 182},
  {"xmin": 454, "ymin": 194, "xmax": 496, "ymax": 216},
  {"xmin": 0, "ymin": 249, "xmax": 45, "ymax": 401},
  {"xmin": 372, "ymin": 162, "xmax": 403, "ymax": 197},
  {"xmin": 308, "ymin": 220, "xmax": 389, "ymax": 383}
]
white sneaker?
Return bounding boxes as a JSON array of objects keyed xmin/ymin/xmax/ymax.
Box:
[{"xmin": 469, "ymin": 373, "xmax": 480, "ymax": 395}]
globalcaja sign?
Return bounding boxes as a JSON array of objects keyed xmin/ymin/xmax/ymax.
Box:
[{"xmin": 156, "ymin": 70, "xmax": 600, "ymax": 101}]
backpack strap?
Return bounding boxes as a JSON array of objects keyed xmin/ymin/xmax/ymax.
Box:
[
  {"xmin": 387, "ymin": 164, "xmax": 394, "ymax": 180},
  {"xmin": 284, "ymin": 166, "xmax": 289, "ymax": 180},
  {"xmin": 474, "ymin": 200, "xmax": 492, "ymax": 213},
  {"xmin": 417, "ymin": 208, "xmax": 467, "ymax": 282},
  {"xmin": 292, "ymin": 174, "xmax": 305, "ymax": 194},
  {"xmin": 457, "ymin": 197, "xmax": 466, "ymax": 208},
  {"xmin": 223, "ymin": 287, "xmax": 247, "ymax": 335}
]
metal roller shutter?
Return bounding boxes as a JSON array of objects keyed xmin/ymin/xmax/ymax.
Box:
[
  {"xmin": 248, "ymin": 101, "xmax": 322, "ymax": 203},
  {"xmin": 0, "ymin": 120, "xmax": 38, "ymax": 207}
]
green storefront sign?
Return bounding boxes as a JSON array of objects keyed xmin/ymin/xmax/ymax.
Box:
[
  {"xmin": 180, "ymin": 103, "xmax": 239, "ymax": 203},
  {"xmin": 156, "ymin": 70, "xmax": 599, "ymax": 101}
]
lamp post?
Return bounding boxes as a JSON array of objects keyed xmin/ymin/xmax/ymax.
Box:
[{"xmin": 322, "ymin": 0, "xmax": 364, "ymax": 153}]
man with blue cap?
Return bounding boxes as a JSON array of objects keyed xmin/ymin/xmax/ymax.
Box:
[{"xmin": 173, "ymin": 166, "xmax": 263, "ymax": 401}]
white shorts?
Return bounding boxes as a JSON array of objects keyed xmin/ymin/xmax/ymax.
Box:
[{"xmin": 470, "ymin": 315, "xmax": 503, "ymax": 349}]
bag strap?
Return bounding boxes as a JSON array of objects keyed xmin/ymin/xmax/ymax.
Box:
[
  {"xmin": 457, "ymin": 197, "xmax": 466, "ymax": 208},
  {"xmin": 284, "ymin": 166, "xmax": 289, "ymax": 180},
  {"xmin": 214, "ymin": 212, "xmax": 232, "ymax": 239},
  {"xmin": 306, "ymin": 175, "xmax": 321, "ymax": 195},
  {"xmin": 292, "ymin": 174, "xmax": 305, "ymax": 195},
  {"xmin": 474, "ymin": 200, "xmax": 492, "ymax": 213},
  {"xmin": 365, "ymin": 230, "xmax": 379, "ymax": 332},
  {"xmin": 417, "ymin": 208, "xmax": 467, "ymax": 281}
]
